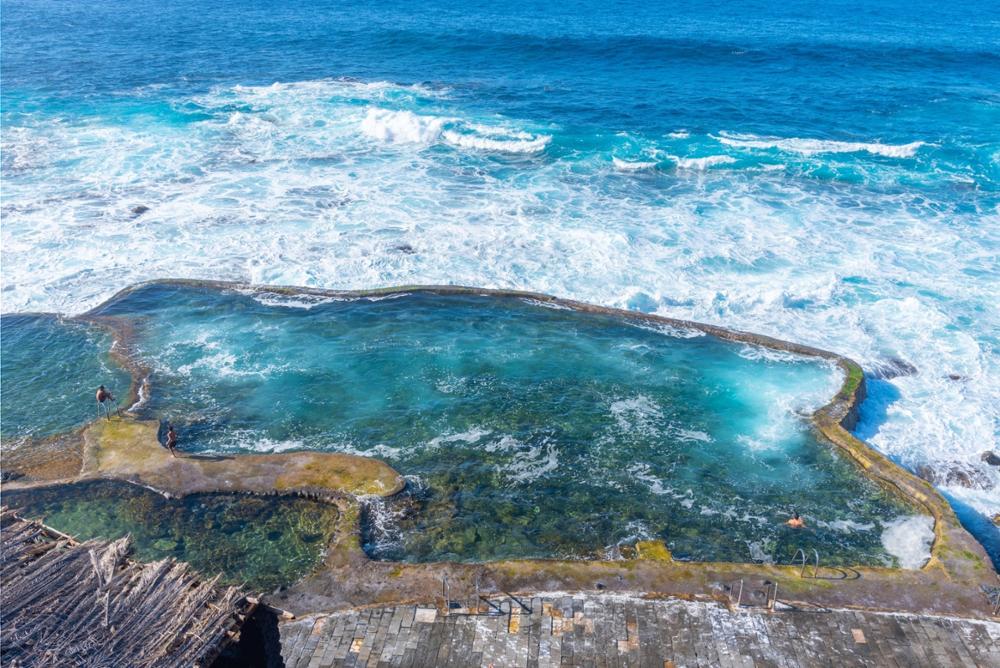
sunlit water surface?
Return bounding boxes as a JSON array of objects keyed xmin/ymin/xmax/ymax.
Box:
[{"xmin": 36, "ymin": 283, "xmax": 919, "ymax": 566}]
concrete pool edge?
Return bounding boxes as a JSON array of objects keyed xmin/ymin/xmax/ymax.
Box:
[{"xmin": 3, "ymin": 279, "xmax": 996, "ymax": 617}]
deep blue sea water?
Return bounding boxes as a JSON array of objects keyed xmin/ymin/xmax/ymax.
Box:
[{"xmin": 2, "ymin": 1, "xmax": 998, "ymax": 545}]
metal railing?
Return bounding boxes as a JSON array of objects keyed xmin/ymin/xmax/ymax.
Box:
[
  {"xmin": 442, "ymin": 574, "xmax": 533, "ymax": 617},
  {"xmin": 730, "ymin": 579, "xmax": 778, "ymax": 610},
  {"xmin": 792, "ymin": 548, "xmax": 820, "ymax": 578}
]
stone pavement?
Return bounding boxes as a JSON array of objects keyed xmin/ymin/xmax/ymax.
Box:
[{"xmin": 277, "ymin": 592, "xmax": 1000, "ymax": 667}]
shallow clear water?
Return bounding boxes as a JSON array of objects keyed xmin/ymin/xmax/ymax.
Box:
[
  {"xmin": 0, "ymin": 315, "xmax": 131, "ymax": 442},
  {"xmin": 82, "ymin": 283, "xmax": 914, "ymax": 565},
  {"xmin": 3, "ymin": 480, "xmax": 340, "ymax": 590},
  {"xmin": 2, "ymin": 0, "xmax": 996, "ymax": 548}
]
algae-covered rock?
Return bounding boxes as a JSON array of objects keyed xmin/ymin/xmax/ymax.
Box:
[
  {"xmin": 635, "ymin": 540, "xmax": 672, "ymax": 562},
  {"xmin": 81, "ymin": 418, "xmax": 403, "ymax": 498},
  {"xmin": 152, "ymin": 538, "xmax": 178, "ymax": 552}
]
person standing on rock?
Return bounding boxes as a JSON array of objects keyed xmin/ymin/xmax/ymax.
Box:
[
  {"xmin": 95, "ymin": 385, "xmax": 120, "ymax": 420},
  {"xmin": 165, "ymin": 424, "xmax": 179, "ymax": 458}
]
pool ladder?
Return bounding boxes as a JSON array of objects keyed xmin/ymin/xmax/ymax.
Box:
[{"xmin": 792, "ymin": 548, "xmax": 820, "ymax": 578}]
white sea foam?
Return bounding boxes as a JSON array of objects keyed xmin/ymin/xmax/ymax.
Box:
[
  {"xmin": 610, "ymin": 395, "xmax": 663, "ymax": 437},
  {"xmin": 426, "ymin": 428, "xmax": 491, "ymax": 449},
  {"xmin": 715, "ymin": 131, "xmax": 925, "ymax": 157},
  {"xmin": 245, "ymin": 290, "xmax": 348, "ymax": 309},
  {"xmin": 2, "ymin": 76, "xmax": 997, "ymax": 532},
  {"xmin": 628, "ymin": 321, "xmax": 705, "ymax": 339},
  {"xmin": 361, "ymin": 107, "xmax": 550, "ymax": 153},
  {"xmin": 173, "ymin": 345, "xmax": 287, "ymax": 379},
  {"xmin": 502, "ymin": 442, "xmax": 560, "ymax": 484},
  {"xmin": 720, "ymin": 507, "xmax": 770, "ymax": 524},
  {"xmin": 205, "ymin": 431, "xmax": 307, "ymax": 454},
  {"xmin": 736, "ymin": 344, "xmax": 814, "ymax": 364},
  {"xmin": 612, "ymin": 157, "xmax": 658, "ymax": 171},
  {"xmin": 881, "ymin": 515, "xmax": 934, "ymax": 569},
  {"xmin": 520, "ymin": 297, "xmax": 575, "ymax": 311},
  {"xmin": 669, "ymin": 154, "xmax": 737, "ymax": 169},
  {"xmin": 361, "ymin": 108, "xmax": 448, "ymax": 144},
  {"xmin": 360, "ymin": 292, "xmax": 412, "ymax": 301},
  {"xmin": 483, "ymin": 435, "xmax": 524, "ymax": 453},
  {"xmin": 442, "ymin": 129, "xmax": 550, "ymax": 153},
  {"xmin": 671, "ymin": 428, "xmax": 712, "ymax": 443},
  {"xmin": 627, "ymin": 463, "xmax": 672, "ymax": 495},
  {"xmin": 815, "ymin": 519, "xmax": 876, "ymax": 533},
  {"xmin": 336, "ymin": 443, "xmax": 403, "ymax": 459}
]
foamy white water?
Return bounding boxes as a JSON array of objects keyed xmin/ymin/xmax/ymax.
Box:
[
  {"xmin": 1, "ymin": 78, "xmax": 998, "ymax": 529},
  {"xmin": 881, "ymin": 515, "xmax": 935, "ymax": 569}
]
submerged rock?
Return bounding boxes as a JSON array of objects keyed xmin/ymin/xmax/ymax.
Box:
[{"xmin": 152, "ymin": 538, "xmax": 179, "ymax": 552}]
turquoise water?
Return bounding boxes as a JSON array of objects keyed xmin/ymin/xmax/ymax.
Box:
[
  {"xmin": 0, "ymin": 315, "xmax": 130, "ymax": 442},
  {"xmin": 3, "ymin": 2, "xmax": 998, "ymax": 538},
  {"xmin": 82, "ymin": 283, "xmax": 914, "ymax": 564},
  {"xmin": 4, "ymin": 0, "xmax": 993, "ymax": 558},
  {"xmin": 3, "ymin": 480, "xmax": 341, "ymax": 590}
]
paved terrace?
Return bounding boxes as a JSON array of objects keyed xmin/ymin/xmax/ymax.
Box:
[{"xmin": 277, "ymin": 592, "xmax": 1000, "ymax": 668}]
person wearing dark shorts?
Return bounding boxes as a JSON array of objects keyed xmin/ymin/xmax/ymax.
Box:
[
  {"xmin": 95, "ymin": 385, "xmax": 117, "ymax": 420},
  {"xmin": 165, "ymin": 424, "xmax": 179, "ymax": 457}
]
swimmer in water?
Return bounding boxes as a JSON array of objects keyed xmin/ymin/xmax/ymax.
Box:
[{"xmin": 786, "ymin": 512, "xmax": 805, "ymax": 528}]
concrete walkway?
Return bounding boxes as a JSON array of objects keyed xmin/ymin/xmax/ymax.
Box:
[{"xmin": 277, "ymin": 592, "xmax": 999, "ymax": 667}]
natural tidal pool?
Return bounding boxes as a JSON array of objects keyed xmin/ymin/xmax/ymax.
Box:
[
  {"xmin": 0, "ymin": 314, "xmax": 131, "ymax": 442},
  {"xmin": 73, "ymin": 282, "xmax": 922, "ymax": 567},
  {"xmin": 3, "ymin": 480, "xmax": 340, "ymax": 590}
]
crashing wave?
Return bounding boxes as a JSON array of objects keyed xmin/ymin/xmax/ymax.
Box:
[
  {"xmin": 715, "ymin": 131, "xmax": 924, "ymax": 157},
  {"xmin": 361, "ymin": 108, "xmax": 550, "ymax": 153},
  {"xmin": 613, "ymin": 157, "xmax": 658, "ymax": 171},
  {"xmin": 441, "ymin": 129, "xmax": 550, "ymax": 153},
  {"xmin": 360, "ymin": 108, "xmax": 449, "ymax": 144},
  {"xmin": 669, "ymin": 154, "xmax": 737, "ymax": 169}
]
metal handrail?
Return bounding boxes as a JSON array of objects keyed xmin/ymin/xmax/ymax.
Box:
[
  {"xmin": 443, "ymin": 574, "xmax": 533, "ymax": 617},
  {"xmin": 792, "ymin": 548, "xmax": 820, "ymax": 578}
]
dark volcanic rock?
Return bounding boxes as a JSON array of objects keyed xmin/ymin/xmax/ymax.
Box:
[
  {"xmin": 915, "ymin": 462, "xmax": 993, "ymax": 490},
  {"xmin": 0, "ymin": 470, "xmax": 24, "ymax": 483},
  {"xmin": 981, "ymin": 451, "xmax": 1000, "ymax": 467},
  {"xmin": 131, "ymin": 205, "xmax": 150, "ymax": 216},
  {"xmin": 392, "ymin": 243, "xmax": 416, "ymax": 255}
]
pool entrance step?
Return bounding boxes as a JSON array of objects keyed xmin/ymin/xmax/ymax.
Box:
[{"xmin": 727, "ymin": 579, "xmax": 779, "ymax": 610}]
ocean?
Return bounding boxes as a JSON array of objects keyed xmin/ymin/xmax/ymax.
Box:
[{"xmin": 2, "ymin": 0, "xmax": 998, "ymax": 543}]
